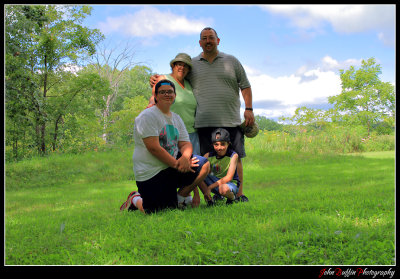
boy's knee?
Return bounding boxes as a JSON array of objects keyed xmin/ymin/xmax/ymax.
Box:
[
  {"xmin": 198, "ymin": 161, "xmax": 210, "ymax": 179},
  {"xmin": 219, "ymin": 184, "xmax": 229, "ymax": 195}
]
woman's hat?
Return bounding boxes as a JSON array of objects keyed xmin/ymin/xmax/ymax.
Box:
[
  {"xmin": 239, "ymin": 121, "xmax": 259, "ymax": 138},
  {"xmin": 170, "ymin": 53, "xmax": 192, "ymax": 69}
]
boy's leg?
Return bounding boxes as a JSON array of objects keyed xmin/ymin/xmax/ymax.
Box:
[
  {"xmin": 220, "ymin": 182, "xmax": 239, "ymax": 205},
  {"xmin": 218, "ymin": 184, "xmax": 235, "ymax": 200},
  {"xmin": 177, "ymin": 160, "xmax": 210, "ymax": 197},
  {"xmin": 198, "ymin": 180, "xmax": 212, "ymax": 201},
  {"xmin": 237, "ymin": 158, "xmax": 243, "ymax": 197},
  {"xmin": 177, "ymin": 156, "xmax": 211, "ymax": 207},
  {"xmin": 225, "ymin": 127, "xmax": 247, "ymax": 200}
]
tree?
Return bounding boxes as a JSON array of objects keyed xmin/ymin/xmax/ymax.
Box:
[
  {"xmin": 113, "ymin": 65, "xmax": 153, "ymax": 111},
  {"xmin": 108, "ymin": 96, "xmax": 149, "ymax": 145},
  {"xmin": 286, "ymin": 107, "xmax": 328, "ymax": 130},
  {"xmin": 328, "ymin": 58, "xmax": 395, "ymax": 135},
  {"xmin": 46, "ymin": 68, "xmax": 110, "ymax": 151},
  {"xmin": 254, "ymin": 115, "xmax": 283, "ymax": 131},
  {"xmin": 5, "ymin": 5, "xmax": 104, "ymax": 157},
  {"xmin": 91, "ymin": 40, "xmax": 142, "ymax": 143},
  {"xmin": 5, "ymin": 5, "xmax": 46, "ymax": 159}
]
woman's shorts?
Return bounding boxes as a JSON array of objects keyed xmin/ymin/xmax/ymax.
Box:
[
  {"xmin": 189, "ymin": 132, "xmax": 200, "ymax": 155},
  {"xmin": 203, "ymin": 175, "xmax": 239, "ymax": 195},
  {"xmin": 136, "ymin": 155, "xmax": 208, "ymax": 214}
]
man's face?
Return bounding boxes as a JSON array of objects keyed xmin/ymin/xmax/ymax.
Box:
[{"xmin": 199, "ymin": 29, "xmax": 220, "ymax": 53}]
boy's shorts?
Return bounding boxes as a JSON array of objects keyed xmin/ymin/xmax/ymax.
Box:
[
  {"xmin": 136, "ymin": 155, "xmax": 208, "ymax": 214},
  {"xmin": 197, "ymin": 126, "xmax": 246, "ymax": 158},
  {"xmin": 204, "ymin": 175, "xmax": 239, "ymax": 196}
]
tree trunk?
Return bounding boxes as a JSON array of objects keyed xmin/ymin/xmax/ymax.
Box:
[
  {"xmin": 102, "ymin": 93, "xmax": 116, "ymax": 143},
  {"xmin": 52, "ymin": 115, "xmax": 62, "ymax": 151},
  {"xmin": 40, "ymin": 57, "xmax": 48, "ymax": 155},
  {"xmin": 102, "ymin": 95, "xmax": 111, "ymax": 143}
]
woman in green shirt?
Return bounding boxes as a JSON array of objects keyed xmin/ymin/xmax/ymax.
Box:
[{"xmin": 148, "ymin": 53, "xmax": 200, "ymax": 155}]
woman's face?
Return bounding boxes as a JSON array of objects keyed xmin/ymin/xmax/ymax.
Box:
[
  {"xmin": 172, "ymin": 62, "xmax": 190, "ymax": 80},
  {"xmin": 156, "ymin": 84, "xmax": 176, "ymax": 106}
]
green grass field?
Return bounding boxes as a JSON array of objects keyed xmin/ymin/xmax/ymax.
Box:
[{"xmin": 5, "ymin": 147, "xmax": 395, "ymax": 265}]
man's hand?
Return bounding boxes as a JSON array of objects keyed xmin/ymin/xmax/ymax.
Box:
[{"xmin": 244, "ymin": 109, "xmax": 255, "ymax": 126}]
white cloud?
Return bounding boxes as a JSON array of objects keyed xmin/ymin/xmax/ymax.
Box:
[
  {"xmin": 293, "ymin": 56, "xmax": 362, "ymax": 81},
  {"xmin": 245, "ymin": 57, "xmax": 344, "ymax": 118},
  {"xmin": 98, "ymin": 6, "xmax": 212, "ymax": 38},
  {"xmin": 261, "ymin": 5, "xmax": 394, "ymax": 33},
  {"xmin": 377, "ymin": 31, "xmax": 395, "ymax": 47},
  {"xmin": 57, "ymin": 64, "xmax": 83, "ymax": 76},
  {"xmin": 320, "ymin": 56, "xmax": 362, "ymax": 72}
]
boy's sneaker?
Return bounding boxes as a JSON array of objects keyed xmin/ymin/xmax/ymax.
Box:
[
  {"xmin": 212, "ymin": 193, "xmax": 225, "ymax": 202},
  {"xmin": 120, "ymin": 191, "xmax": 140, "ymax": 211},
  {"xmin": 226, "ymin": 197, "xmax": 237, "ymax": 205},
  {"xmin": 206, "ymin": 199, "xmax": 215, "ymax": 207},
  {"xmin": 237, "ymin": 195, "xmax": 249, "ymax": 202}
]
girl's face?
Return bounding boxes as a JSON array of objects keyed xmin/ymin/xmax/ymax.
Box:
[
  {"xmin": 156, "ymin": 84, "xmax": 176, "ymax": 106},
  {"xmin": 213, "ymin": 141, "xmax": 229, "ymax": 157}
]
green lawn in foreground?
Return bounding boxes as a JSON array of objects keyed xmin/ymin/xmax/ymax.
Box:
[{"xmin": 5, "ymin": 149, "xmax": 395, "ymax": 265}]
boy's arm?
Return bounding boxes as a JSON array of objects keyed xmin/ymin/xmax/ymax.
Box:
[{"xmin": 207, "ymin": 153, "xmax": 239, "ymax": 190}]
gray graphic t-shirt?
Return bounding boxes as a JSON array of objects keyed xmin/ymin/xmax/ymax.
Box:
[{"xmin": 132, "ymin": 106, "xmax": 189, "ymax": 181}]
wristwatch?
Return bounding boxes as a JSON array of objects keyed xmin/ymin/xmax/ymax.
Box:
[{"xmin": 245, "ymin": 107, "xmax": 253, "ymax": 111}]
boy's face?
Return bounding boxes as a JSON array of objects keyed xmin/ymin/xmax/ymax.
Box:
[{"xmin": 213, "ymin": 141, "xmax": 229, "ymax": 157}]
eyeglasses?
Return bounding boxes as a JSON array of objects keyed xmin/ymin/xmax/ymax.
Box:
[
  {"xmin": 158, "ymin": 90, "xmax": 175, "ymax": 95},
  {"xmin": 174, "ymin": 62, "xmax": 189, "ymax": 69}
]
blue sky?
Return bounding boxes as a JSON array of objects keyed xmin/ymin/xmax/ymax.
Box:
[{"xmin": 83, "ymin": 4, "xmax": 395, "ymax": 121}]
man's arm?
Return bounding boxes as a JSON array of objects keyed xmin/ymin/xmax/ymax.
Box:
[{"xmin": 241, "ymin": 87, "xmax": 255, "ymax": 126}]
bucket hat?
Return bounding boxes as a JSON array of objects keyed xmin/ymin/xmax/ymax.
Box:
[
  {"xmin": 170, "ymin": 53, "xmax": 192, "ymax": 69},
  {"xmin": 239, "ymin": 121, "xmax": 259, "ymax": 138}
]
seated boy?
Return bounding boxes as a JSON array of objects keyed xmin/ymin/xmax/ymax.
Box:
[{"xmin": 200, "ymin": 128, "xmax": 240, "ymax": 205}]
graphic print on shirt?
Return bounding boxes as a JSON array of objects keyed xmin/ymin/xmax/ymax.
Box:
[
  {"xmin": 159, "ymin": 124, "xmax": 179, "ymax": 157},
  {"xmin": 211, "ymin": 163, "xmax": 221, "ymax": 175}
]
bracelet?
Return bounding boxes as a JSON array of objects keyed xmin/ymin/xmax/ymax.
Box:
[{"xmin": 245, "ymin": 107, "xmax": 253, "ymax": 111}]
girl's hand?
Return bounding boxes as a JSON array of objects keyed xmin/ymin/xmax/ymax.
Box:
[{"xmin": 176, "ymin": 156, "xmax": 194, "ymax": 173}]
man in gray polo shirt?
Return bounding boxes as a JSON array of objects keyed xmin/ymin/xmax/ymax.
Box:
[
  {"xmin": 150, "ymin": 27, "xmax": 254, "ymax": 202},
  {"xmin": 187, "ymin": 27, "xmax": 254, "ymax": 202}
]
